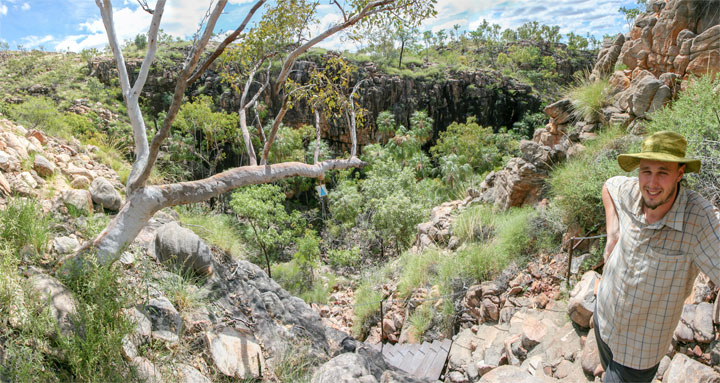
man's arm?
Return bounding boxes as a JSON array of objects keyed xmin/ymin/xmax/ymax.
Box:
[{"xmin": 602, "ymin": 182, "xmax": 619, "ymax": 263}]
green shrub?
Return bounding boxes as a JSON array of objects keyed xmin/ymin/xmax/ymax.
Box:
[
  {"xmin": 452, "ymin": 204, "xmax": 495, "ymax": 243},
  {"xmin": 57, "ymin": 259, "xmax": 134, "ymax": 382},
  {"xmin": 327, "ymin": 247, "xmax": 362, "ymax": 268},
  {"xmin": 565, "ymin": 73, "xmax": 611, "ymax": 122},
  {"xmin": 549, "ymin": 125, "xmax": 627, "ymax": 231},
  {"xmin": 645, "ymin": 75, "xmax": 720, "ymax": 204},
  {"xmin": 352, "ymin": 265, "xmax": 391, "ymax": 338},
  {"xmin": 0, "ymin": 197, "xmax": 53, "ymax": 254}
]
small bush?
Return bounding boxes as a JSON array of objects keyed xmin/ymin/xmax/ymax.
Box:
[
  {"xmin": 408, "ymin": 302, "xmax": 434, "ymax": 339},
  {"xmin": 0, "ymin": 197, "xmax": 53, "ymax": 254},
  {"xmin": 452, "ymin": 205, "xmax": 495, "ymax": 243},
  {"xmin": 273, "ymin": 342, "xmax": 320, "ymax": 383},
  {"xmin": 565, "ymin": 73, "xmax": 611, "ymax": 122},
  {"xmin": 352, "ymin": 265, "xmax": 391, "ymax": 338},
  {"xmin": 396, "ymin": 249, "xmax": 441, "ymax": 299},
  {"xmin": 57, "ymin": 259, "xmax": 134, "ymax": 382},
  {"xmin": 327, "ymin": 247, "xmax": 362, "ymax": 268},
  {"xmin": 549, "ymin": 125, "xmax": 627, "ymax": 231}
]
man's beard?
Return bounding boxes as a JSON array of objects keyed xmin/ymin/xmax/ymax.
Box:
[{"xmin": 642, "ymin": 182, "xmax": 678, "ymax": 210}]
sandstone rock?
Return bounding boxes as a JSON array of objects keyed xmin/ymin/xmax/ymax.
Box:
[
  {"xmin": 693, "ymin": 302, "xmax": 714, "ymax": 343},
  {"xmin": 89, "ymin": 176, "xmax": 121, "ymax": 210},
  {"xmin": 70, "ymin": 175, "xmax": 91, "ymax": 189},
  {"xmin": 591, "ymin": 34, "xmax": 625, "ymax": 81},
  {"xmin": 479, "ymin": 365, "xmax": 554, "ymax": 383},
  {"xmin": 155, "ymin": 222, "xmax": 215, "ymax": 277},
  {"xmin": 53, "ymin": 236, "xmax": 80, "ymax": 254},
  {"xmin": 567, "ymin": 271, "xmax": 600, "ymax": 328},
  {"xmin": 521, "ymin": 317, "xmax": 546, "ymax": 349},
  {"xmin": 663, "ymin": 353, "xmax": 720, "ymax": 383},
  {"xmin": 0, "ymin": 171, "xmax": 10, "ymax": 196},
  {"xmin": 580, "ymin": 330, "xmax": 601, "ymax": 377},
  {"xmin": 62, "ymin": 189, "xmax": 93, "ymax": 215},
  {"xmin": 631, "ymin": 75, "xmax": 663, "ymax": 118},
  {"xmin": 123, "ymin": 306, "xmax": 152, "ymax": 345},
  {"xmin": 675, "ymin": 304, "xmax": 696, "ymax": 343},
  {"xmin": 131, "ymin": 356, "xmax": 163, "ymax": 383},
  {"xmin": 26, "ymin": 130, "xmax": 47, "ymax": 145},
  {"xmin": 206, "ymin": 327, "xmax": 265, "ymax": 379},
  {"xmin": 2, "ymin": 132, "xmax": 28, "ymax": 159},
  {"xmin": 33, "ymin": 154, "xmax": 55, "ymax": 178},
  {"xmin": 143, "ymin": 296, "xmax": 183, "ymax": 336},
  {"xmin": 553, "ymin": 359, "xmax": 574, "ymax": 379},
  {"xmin": 175, "ymin": 364, "xmax": 211, "ymax": 383},
  {"xmin": 543, "ymin": 99, "xmax": 572, "ymax": 125},
  {"xmin": 121, "ymin": 335, "xmax": 137, "ymax": 361},
  {"xmin": 19, "ymin": 171, "xmax": 37, "ymax": 189},
  {"xmin": 28, "ymin": 272, "xmax": 78, "ymax": 337},
  {"xmin": 0, "ymin": 150, "xmax": 20, "ymax": 172},
  {"xmin": 656, "ymin": 355, "xmax": 672, "ymax": 380}
]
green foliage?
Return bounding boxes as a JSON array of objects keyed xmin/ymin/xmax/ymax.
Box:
[
  {"xmin": 230, "ymin": 184, "xmax": 305, "ymax": 267},
  {"xmin": 452, "ymin": 205, "xmax": 495, "ymax": 243},
  {"xmin": 167, "ymin": 95, "xmax": 240, "ymax": 180},
  {"xmin": 327, "ymin": 246, "xmax": 363, "ymax": 268},
  {"xmin": 177, "ymin": 204, "xmax": 246, "ymax": 259},
  {"xmin": 272, "ymin": 342, "xmax": 320, "ymax": 383},
  {"xmin": 644, "ymin": 75, "xmax": 720, "ymax": 204},
  {"xmin": 134, "ymin": 33, "xmax": 147, "ymax": 50},
  {"xmin": 397, "ymin": 249, "xmax": 441, "ymax": 298},
  {"xmin": 57, "ymin": 259, "xmax": 134, "ymax": 382},
  {"xmin": 0, "ymin": 197, "xmax": 53, "ymax": 254},
  {"xmin": 431, "ymin": 117, "xmax": 519, "ymax": 175},
  {"xmin": 7, "ymin": 96, "xmax": 69, "ymax": 138},
  {"xmin": 408, "ymin": 302, "xmax": 434, "ymax": 338},
  {"xmin": 352, "ymin": 272, "xmax": 385, "ymax": 338},
  {"xmin": 565, "ymin": 73, "xmax": 611, "ymax": 122},
  {"xmin": 549, "ymin": 125, "xmax": 627, "ymax": 231}
]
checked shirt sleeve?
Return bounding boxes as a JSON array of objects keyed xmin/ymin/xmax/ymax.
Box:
[{"xmin": 693, "ymin": 205, "xmax": 720, "ymax": 285}]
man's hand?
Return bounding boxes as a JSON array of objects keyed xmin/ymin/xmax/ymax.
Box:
[{"xmin": 602, "ymin": 182, "xmax": 619, "ymax": 263}]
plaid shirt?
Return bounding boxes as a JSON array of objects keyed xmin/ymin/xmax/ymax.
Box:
[{"xmin": 596, "ymin": 176, "xmax": 720, "ymax": 369}]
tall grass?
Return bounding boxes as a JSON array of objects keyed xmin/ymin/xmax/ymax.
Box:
[
  {"xmin": 0, "ymin": 197, "xmax": 53, "ymax": 254},
  {"xmin": 565, "ymin": 72, "xmax": 611, "ymax": 122},
  {"xmin": 549, "ymin": 125, "xmax": 628, "ymax": 231},
  {"xmin": 177, "ymin": 204, "xmax": 246, "ymax": 259}
]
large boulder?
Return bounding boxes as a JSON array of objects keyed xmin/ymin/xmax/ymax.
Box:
[
  {"xmin": 567, "ymin": 271, "xmax": 600, "ymax": 328},
  {"xmin": 580, "ymin": 330, "xmax": 602, "ymax": 377},
  {"xmin": 27, "ymin": 272, "xmax": 78, "ymax": 337},
  {"xmin": 62, "ymin": 189, "xmax": 93, "ymax": 215},
  {"xmin": 33, "ymin": 154, "xmax": 55, "ymax": 178},
  {"xmin": 143, "ymin": 296, "xmax": 183, "ymax": 338},
  {"xmin": 590, "ymin": 34, "xmax": 625, "ymax": 81},
  {"xmin": 154, "ymin": 222, "xmax": 215, "ymax": 277},
  {"xmin": 89, "ymin": 177, "xmax": 122, "ymax": 211},
  {"xmin": 205, "ymin": 327, "xmax": 265, "ymax": 379},
  {"xmin": 663, "ymin": 353, "xmax": 720, "ymax": 383}
]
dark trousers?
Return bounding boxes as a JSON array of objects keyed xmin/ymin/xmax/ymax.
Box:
[{"xmin": 593, "ymin": 314, "xmax": 660, "ymax": 383}]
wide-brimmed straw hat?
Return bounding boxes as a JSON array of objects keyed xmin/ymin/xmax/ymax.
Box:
[{"xmin": 617, "ymin": 131, "xmax": 701, "ymax": 173}]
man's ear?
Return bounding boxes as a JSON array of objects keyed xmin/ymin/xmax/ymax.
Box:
[{"xmin": 677, "ymin": 163, "xmax": 686, "ymax": 181}]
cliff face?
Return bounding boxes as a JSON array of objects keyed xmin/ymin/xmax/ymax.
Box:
[
  {"xmin": 619, "ymin": 0, "xmax": 719, "ymax": 80},
  {"xmin": 90, "ymin": 43, "xmax": 594, "ymax": 153}
]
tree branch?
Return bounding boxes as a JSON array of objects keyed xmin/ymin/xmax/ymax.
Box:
[
  {"xmin": 349, "ymin": 78, "xmax": 369, "ymax": 157},
  {"xmin": 314, "ymin": 108, "xmax": 321, "ymax": 164},
  {"xmin": 128, "ymin": 0, "xmax": 227, "ymax": 193},
  {"xmin": 259, "ymin": 104, "xmax": 289, "ymax": 165},
  {"xmin": 273, "ymin": 0, "xmax": 395, "ymax": 94},
  {"xmin": 187, "ymin": 0, "xmax": 267, "ymax": 86},
  {"xmin": 157, "ymin": 157, "xmax": 365, "ymax": 205}
]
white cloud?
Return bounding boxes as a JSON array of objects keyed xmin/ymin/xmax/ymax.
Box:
[
  {"xmin": 20, "ymin": 2, "xmax": 28, "ymax": 11},
  {"xmin": 0, "ymin": 4, "xmax": 7, "ymax": 15},
  {"xmin": 21, "ymin": 34, "xmax": 54, "ymax": 48}
]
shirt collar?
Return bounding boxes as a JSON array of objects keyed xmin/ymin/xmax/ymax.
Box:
[{"xmin": 632, "ymin": 182, "xmax": 686, "ymax": 231}]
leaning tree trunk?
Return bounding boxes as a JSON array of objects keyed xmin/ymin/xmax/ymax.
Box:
[{"xmin": 89, "ymin": 158, "xmax": 364, "ymax": 264}]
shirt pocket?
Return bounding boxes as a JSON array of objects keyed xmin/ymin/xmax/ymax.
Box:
[{"xmin": 640, "ymin": 246, "xmax": 689, "ymax": 289}]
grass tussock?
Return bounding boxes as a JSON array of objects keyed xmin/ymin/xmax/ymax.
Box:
[
  {"xmin": 549, "ymin": 124, "xmax": 627, "ymax": 231},
  {"xmin": 0, "ymin": 197, "xmax": 53, "ymax": 254},
  {"xmin": 177, "ymin": 204, "xmax": 247, "ymax": 259},
  {"xmin": 565, "ymin": 72, "xmax": 611, "ymax": 122}
]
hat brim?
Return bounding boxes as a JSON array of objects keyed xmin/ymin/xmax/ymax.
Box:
[{"xmin": 618, "ymin": 152, "xmax": 701, "ymax": 173}]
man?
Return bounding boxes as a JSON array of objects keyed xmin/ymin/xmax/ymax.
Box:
[{"xmin": 595, "ymin": 130, "xmax": 720, "ymax": 383}]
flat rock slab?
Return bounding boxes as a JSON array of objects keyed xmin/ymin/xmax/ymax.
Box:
[
  {"xmin": 205, "ymin": 327, "xmax": 265, "ymax": 379},
  {"xmin": 28, "ymin": 272, "xmax": 77, "ymax": 337},
  {"xmin": 663, "ymin": 353, "xmax": 720, "ymax": 383}
]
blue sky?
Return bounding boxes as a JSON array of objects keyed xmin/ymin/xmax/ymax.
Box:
[{"xmin": 0, "ymin": 0, "xmax": 638, "ymax": 52}]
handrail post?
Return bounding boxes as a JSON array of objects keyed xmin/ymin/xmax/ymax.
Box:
[
  {"xmin": 566, "ymin": 237, "xmax": 575, "ymax": 289},
  {"xmin": 380, "ymin": 299, "xmax": 384, "ymax": 353}
]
